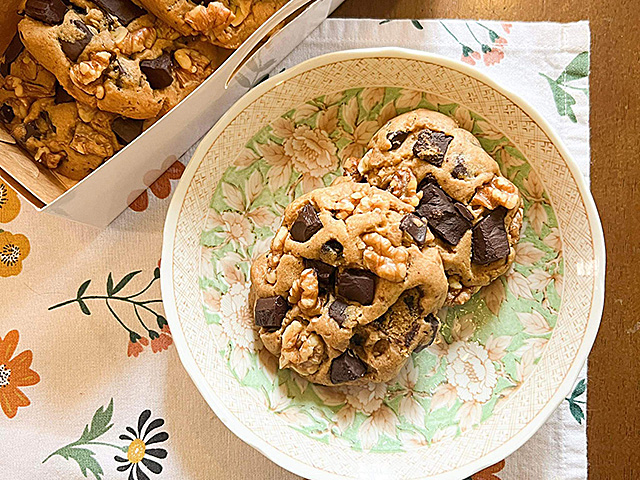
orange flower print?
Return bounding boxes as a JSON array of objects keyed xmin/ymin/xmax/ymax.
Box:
[
  {"xmin": 0, "ymin": 330, "xmax": 40, "ymax": 419},
  {"xmin": 127, "ymin": 336, "xmax": 149, "ymax": 358},
  {"xmin": 0, "ymin": 182, "xmax": 20, "ymax": 223},
  {"xmin": 471, "ymin": 459, "xmax": 506, "ymax": 480},
  {"xmin": 483, "ymin": 48, "xmax": 505, "ymax": 66},
  {"xmin": 502, "ymin": 23, "xmax": 512, "ymax": 34},
  {"xmin": 150, "ymin": 330, "xmax": 172, "ymax": 353},
  {"xmin": 0, "ymin": 230, "xmax": 30, "ymax": 277},
  {"xmin": 129, "ymin": 161, "xmax": 185, "ymax": 212}
]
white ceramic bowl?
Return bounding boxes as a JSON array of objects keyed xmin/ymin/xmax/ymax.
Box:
[{"xmin": 161, "ymin": 48, "xmax": 605, "ymax": 480}]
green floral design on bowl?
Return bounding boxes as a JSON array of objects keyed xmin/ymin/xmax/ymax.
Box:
[{"xmin": 199, "ymin": 86, "xmax": 562, "ymax": 453}]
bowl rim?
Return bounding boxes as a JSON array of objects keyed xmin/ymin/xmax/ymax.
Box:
[{"xmin": 161, "ymin": 47, "xmax": 605, "ymax": 480}]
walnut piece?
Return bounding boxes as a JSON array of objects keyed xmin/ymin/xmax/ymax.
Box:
[
  {"xmin": 185, "ymin": 2, "xmax": 234, "ymax": 34},
  {"xmin": 342, "ymin": 156, "xmax": 363, "ymax": 182},
  {"xmin": 70, "ymin": 51, "xmax": 111, "ymax": 87},
  {"xmin": 280, "ymin": 320, "xmax": 325, "ymax": 375},
  {"xmin": 288, "ymin": 268, "xmax": 322, "ymax": 316},
  {"xmin": 266, "ymin": 225, "xmax": 287, "ymax": 284},
  {"xmin": 114, "ymin": 27, "xmax": 156, "ymax": 56},
  {"xmin": 70, "ymin": 123, "xmax": 114, "ymax": 157},
  {"xmin": 34, "ymin": 146, "xmax": 66, "ymax": 168},
  {"xmin": 387, "ymin": 167, "xmax": 419, "ymax": 207},
  {"xmin": 361, "ymin": 232, "xmax": 408, "ymax": 282},
  {"xmin": 471, "ymin": 176, "xmax": 520, "ymax": 210},
  {"xmin": 174, "ymin": 48, "xmax": 212, "ymax": 86}
]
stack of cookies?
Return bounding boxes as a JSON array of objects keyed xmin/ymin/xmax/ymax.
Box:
[
  {"xmin": 0, "ymin": 0, "xmax": 286, "ymax": 180},
  {"xmin": 250, "ymin": 109, "xmax": 524, "ymax": 386}
]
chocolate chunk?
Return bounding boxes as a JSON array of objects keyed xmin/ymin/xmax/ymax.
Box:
[
  {"xmin": 451, "ymin": 159, "xmax": 468, "ymax": 179},
  {"xmin": 290, "ymin": 204, "xmax": 322, "ymax": 242},
  {"xmin": 416, "ymin": 183, "xmax": 471, "ymax": 245},
  {"xmin": 454, "ymin": 202, "xmax": 474, "ymax": 222},
  {"xmin": 254, "ymin": 296, "xmax": 289, "ymax": 328},
  {"xmin": 1, "ymin": 34, "xmax": 24, "ymax": 77},
  {"xmin": 54, "ymin": 83, "xmax": 74, "ymax": 104},
  {"xmin": 412, "ymin": 129, "xmax": 453, "ymax": 167},
  {"xmin": 328, "ymin": 300, "xmax": 348, "ymax": 325},
  {"xmin": 0, "ymin": 104, "xmax": 14, "ymax": 124},
  {"xmin": 140, "ymin": 54, "xmax": 174, "ymax": 89},
  {"xmin": 336, "ymin": 269, "xmax": 376, "ymax": 305},
  {"xmin": 414, "ymin": 314, "xmax": 439, "ymax": 352},
  {"xmin": 351, "ymin": 333, "xmax": 364, "ymax": 346},
  {"xmin": 400, "ymin": 213, "xmax": 427, "ymax": 247},
  {"xmin": 330, "ymin": 349, "xmax": 367, "ymax": 384},
  {"xmin": 386, "ymin": 130, "xmax": 409, "ymax": 150},
  {"xmin": 23, "ymin": 120, "xmax": 40, "ymax": 141},
  {"xmin": 24, "ymin": 0, "xmax": 67, "ymax": 24},
  {"xmin": 92, "ymin": 0, "xmax": 145, "ymax": 25},
  {"xmin": 472, "ymin": 207, "xmax": 510, "ymax": 265},
  {"xmin": 112, "ymin": 117, "xmax": 144, "ymax": 145},
  {"xmin": 60, "ymin": 20, "xmax": 93, "ymax": 62},
  {"xmin": 321, "ymin": 239, "xmax": 343, "ymax": 256},
  {"xmin": 305, "ymin": 259, "xmax": 335, "ymax": 290}
]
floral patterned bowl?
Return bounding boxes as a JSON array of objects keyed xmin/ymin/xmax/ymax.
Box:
[{"xmin": 161, "ymin": 49, "xmax": 604, "ymax": 480}]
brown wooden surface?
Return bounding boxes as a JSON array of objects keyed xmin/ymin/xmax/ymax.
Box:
[{"xmin": 332, "ymin": 1, "xmax": 640, "ymax": 478}]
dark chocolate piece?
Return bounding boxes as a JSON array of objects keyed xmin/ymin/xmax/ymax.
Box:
[
  {"xmin": 321, "ymin": 239, "xmax": 343, "ymax": 256},
  {"xmin": 254, "ymin": 296, "xmax": 289, "ymax": 328},
  {"xmin": 304, "ymin": 259, "xmax": 335, "ymax": 290},
  {"xmin": 400, "ymin": 213, "xmax": 427, "ymax": 247},
  {"xmin": 60, "ymin": 20, "xmax": 93, "ymax": 62},
  {"xmin": 92, "ymin": 0, "xmax": 145, "ymax": 25},
  {"xmin": 0, "ymin": 34, "xmax": 24, "ymax": 77},
  {"xmin": 328, "ymin": 300, "xmax": 348, "ymax": 326},
  {"xmin": 290, "ymin": 204, "xmax": 322, "ymax": 243},
  {"xmin": 416, "ymin": 183, "xmax": 471, "ymax": 245},
  {"xmin": 412, "ymin": 129, "xmax": 453, "ymax": 167},
  {"xmin": 451, "ymin": 159, "xmax": 468, "ymax": 179},
  {"xmin": 54, "ymin": 83, "xmax": 74, "ymax": 103},
  {"xmin": 472, "ymin": 207, "xmax": 510, "ymax": 265},
  {"xmin": 351, "ymin": 333, "xmax": 364, "ymax": 346},
  {"xmin": 112, "ymin": 117, "xmax": 144, "ymax": 145},
  {"xmin": 140, "ymin": 54, "xmax": 173, "ymax": 89},
  {"xmin": 386, "ymin": 130, "xmax": 409, "ymax": 150},
  {"xmin": 0, "ymin": 104, "xmax": 14, "ymax": 124},
  {"xmin": 336, "ymin": 269, "xmax": 376, "ymax": 305},
  {"xmin": 24, "ymin": 0, "xmax": 67, "ymax": 24},
  {"xmin": 330, "ymin": 349, "xmax": 367, "ymax": 384},
  {"xmin": 23, "ymin": 121, "xmax": 40, "ymax": 141},
  {"xmin": 454, "ymin": 202, "xmax": 474, "ymax": 222}
]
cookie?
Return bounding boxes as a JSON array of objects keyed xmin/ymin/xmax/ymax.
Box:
[
  {"xmin": 250, "ymin": 181, "xmax": 448, "ymax": 385},
  {"xmin": 0, "ymin": 50, "xmax": 141, "ymax": 179},
  {"xmin": 18, "ymin": 1, "xmax": 226, "ymax": 119},
  {"xmin": 349, "ymin": 109, "xmax": 523, "ymax": 305},
  {"xmin": 136, "ymin": 0, "xmax": 286, "ymax": 48}
]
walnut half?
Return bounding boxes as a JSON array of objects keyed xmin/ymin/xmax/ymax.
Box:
[
  {"xmin": 471, "ymin": 176, "xmax": 520, "ymax": 210},
  {"xmin": 288, "ymin": 268, "xmax": 322, "ymax": 316},
  {"xmin": 280, "ymin": 320, "xmax": 325, "ymax": 375},
  {"xmin": 361, "ymin": 232, "xmax": 408, "ymax": 282}
]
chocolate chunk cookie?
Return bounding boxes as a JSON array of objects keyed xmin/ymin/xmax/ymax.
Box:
[
  {"xmin": 348, "ymin": 109, "xmax": 523, "ymax": 305},
  {"xmin": 136, "ymin": 0, "xmax": 287, "ymax": 48},
  {"xmin": 250, "ymin": 181, "xmax": 447, "ymax": 385},
  {"xmin": 18, "ymin": 1, "xmax": 226, "ymax": 119},
  {"xmin": 0, "ymin": 50, "xmax": 140, "ymax": 179}
]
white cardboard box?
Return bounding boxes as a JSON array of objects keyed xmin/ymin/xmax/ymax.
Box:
[{"xmin": 0, "ymin": 0, "xmax": 344, "ymax": 227}]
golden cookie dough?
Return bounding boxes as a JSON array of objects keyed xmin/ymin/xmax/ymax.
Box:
[{"xmin": 250, "ymin": 181, "xmax": 447, "ymax": 385}]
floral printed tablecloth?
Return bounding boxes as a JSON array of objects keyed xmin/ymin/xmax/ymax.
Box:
[{"xmin": 0, "ymin": 19, "xmax": 589, "ymax": 480}]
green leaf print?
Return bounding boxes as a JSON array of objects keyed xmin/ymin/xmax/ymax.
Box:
[
  {"xmin": 541, "ymin": 52, "xmax": 589, "ymax": 123},
  {"xmin": 43, "ymin": 399, "xmax": 124, "ymax": 480},
  {"xmin": 411, "ymin": 20, "xmax": 424, "ymax": 30},
  {"xmin": 565, "ymin": 378, "xmax": 586, "ymax": 424}
]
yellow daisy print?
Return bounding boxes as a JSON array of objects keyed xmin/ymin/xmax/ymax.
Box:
[
  {"xmin": 0, "ymin": 182, "xmax": 20, "ymax": 223},
  {"xmin": 0, "ymin": 231, "xmax": 30, "ymax": 277}
]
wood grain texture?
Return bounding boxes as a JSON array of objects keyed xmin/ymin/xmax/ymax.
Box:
[{"xmin": 333, "ymin": 1, "xmax": 640, "ymax": 478}]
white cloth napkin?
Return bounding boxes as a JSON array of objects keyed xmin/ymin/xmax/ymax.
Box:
[{"xmin": 0, "ymin": 18, "xmax": 589, "ymax": 480}]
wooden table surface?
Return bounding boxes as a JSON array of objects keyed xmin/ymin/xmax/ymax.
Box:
[{"xmin": 333, "ymin": 1, "xmax": 640, "ymax": 478}]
